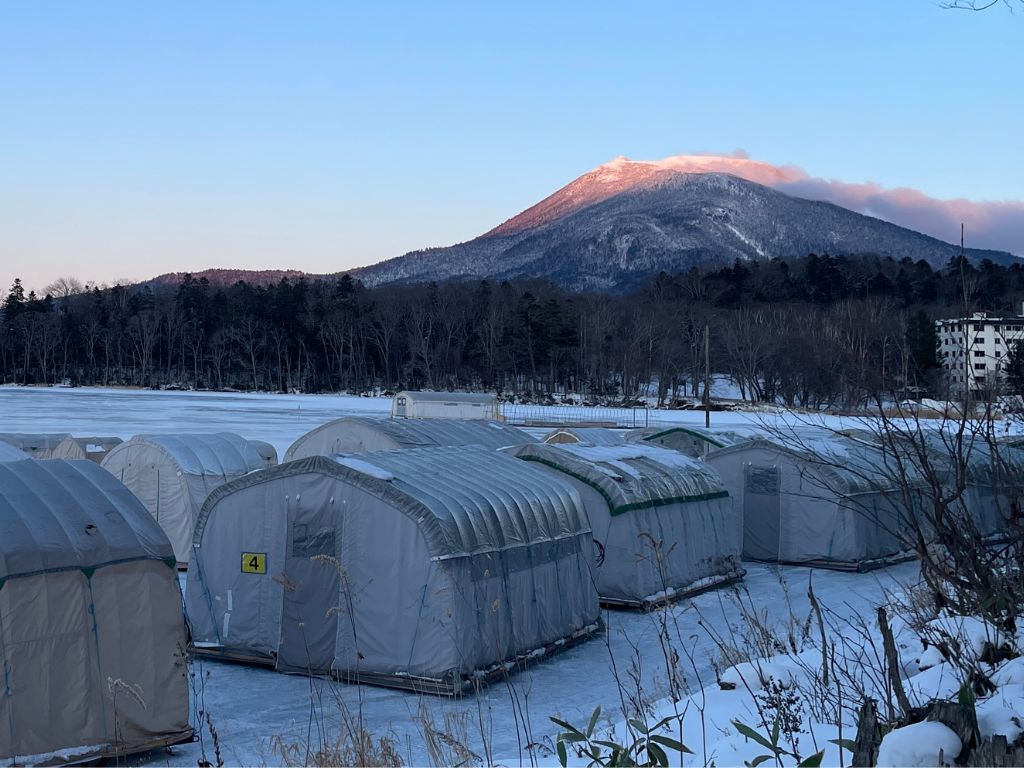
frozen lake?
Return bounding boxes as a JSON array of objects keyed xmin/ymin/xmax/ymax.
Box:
[{"xmin": 0, "ymin": 386, "xmax": 921, "ymax": 766}]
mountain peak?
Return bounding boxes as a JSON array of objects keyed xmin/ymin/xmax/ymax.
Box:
[
  {"xmin": 486, "ymin": 154, "xmax": 809, "ymax": 238},
  {"xmin": 354, "ymin": 155, "xmax": 1017, "ymax": 292}
]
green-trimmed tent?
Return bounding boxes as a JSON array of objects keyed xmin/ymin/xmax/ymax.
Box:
[
  {"xmin": 627, "ymin": 425, "xmax": 743, "ymax": 458},
  {"xmin": 509, "ymin": 442, "xmax": 742, "ymax": 608},
  {"xmin": 704, "ymin": 431, "xmax": 916, "ymax": 570}
]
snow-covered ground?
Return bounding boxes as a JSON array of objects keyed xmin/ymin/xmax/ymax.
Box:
[
  {"xmin": 0, "ymin": 386, "xmax": 963, "ymax": 765},
  {"xmin": 0, "ymin": 385, "xmax": 856, "ymax": 459},
  {"xmin": 161, "ymin": 563, "xmax": 918, "ymax": 767}
]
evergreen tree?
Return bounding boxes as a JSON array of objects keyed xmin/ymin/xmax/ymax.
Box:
[
  {"xmin": 1004, "ymin": 340, "xmax": 1024, "ymax": 395},
  {"xmin": 906, "ymin": 309, "xmax": 940, "ymax": 388}
]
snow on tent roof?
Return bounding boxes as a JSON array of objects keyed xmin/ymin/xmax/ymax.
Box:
[
  {"xmin": 706, "ymin": 430, "xmax": 906, "ymax": 496},
  {"xmin": 197, "ymin": 446, "xmax": 588, "ymax": 561},
  {"xmin": 511, "ymin": 442, "xmax": 728, "ymax": 516},
  {"xmin": 0, "ymin": 459, "xmax": 174, "ymax": 580},
  {"xmin": 396, "ymin": 391, "xmax": 496, "ymax": 404},
  {"xmin": 301, "ymin": 416, "xmax": 535, "ymax": 452},
  {"xmin": 0, "ymin": 441, "xmax": 29, "ymax": 462},
  {"xmin": 542, "ymin": 427, "xmax": 627, "ymax": 446},
  {"xmin": 120, "ymin": 432, "xmax": 266, "ymax": 476},
  {"xmin": 629, "ymin": 426, "xmax": 744, "ymax": 449}
]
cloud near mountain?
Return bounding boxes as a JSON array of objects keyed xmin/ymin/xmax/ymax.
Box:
[{"xmin": 667, "ymin": 153, "xmax": 1023, "ymax": 256}]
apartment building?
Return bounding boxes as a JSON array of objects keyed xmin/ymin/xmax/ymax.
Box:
[{"xmin": 936, "ymin": 309, "xmax": 1024, "ymax": 392}]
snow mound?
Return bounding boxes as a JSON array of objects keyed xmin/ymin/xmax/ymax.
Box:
[{"xmin": 877, "ymin": 720, "xmax": 961, "ymax": 767}]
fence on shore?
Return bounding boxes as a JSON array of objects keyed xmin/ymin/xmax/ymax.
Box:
[{"xmin": 500, "ymin": 403, "xmax": 650, "ymax": 429}]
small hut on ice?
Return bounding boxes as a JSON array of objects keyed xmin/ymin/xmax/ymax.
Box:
[
  {"xmin": 627, "ymin": 425, "xmax": 743, "ymax": 458},
  {"xmin": 391, "ymin": 391, "xmax": 499, "ymax": 420},
  {"xmin": 704, "ymin": 431, "xmax": 915, "ymax": 570},
  {"xmin": 0, "ymin": 433, "xmax": 69, "ymax": 459},
  {"xmin": 51, "ymin": 436, "xmax": 123, "ymax": 464},
  {"xmin": 510, "ymin": 442, "xmax": 742, "ymax": 608},
  {"xmin": 542, "ymin": 427, "xmax": 627, "ymax": 446},
  {"xmin": 101, "ymin": 432, "xmax": 270, "ymax": 565},
  {"xmin": 284, "ymin": 416, "xmax": 534, "ymax": 462},
  {"xmin": 186, "ymin": 446, "xmax": 600, "ymax": 694},
  {"xmin": 0, "ymin": 459, "xmax": 191, "ymax": 763}
]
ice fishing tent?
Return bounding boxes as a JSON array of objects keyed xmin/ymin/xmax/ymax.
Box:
[
  {"xmin": 704, "ymin": 431, "xmax": 915, "ymax": 570},
  {"xmin": 187, "ymin": 446, "xmax": 600, "ymax": 694},
  {"xmin": 0, "ymin": 433, "xmax": 70, "ymax": 459},
  {"xmin": 392, "ymin": 391, "xmax": 499, "ymax": 420},
  {"xmin": 249, "ymin": 439, "xmax": 279, "ymax": 469},
  {"xmin": 628, "ymin": 426, "xmax": 744, "ymax": 458},
  {"xmin": 284, "ymin": 416, "xmax": 535, "ymax": 461},
  {"xmin": 509, "ymin": 442, "xmax": 742, "ymax": 608},
  {"xmin": 542, "ymin": 427, "xmax": 627, "ymax": 446},
  {"xmin": 0, "ymin": 460, "xmax": 191, "ymax": 763},
  {"xmin": 0, "ymin": 441, "xmax": 29, "ymax": 463},
  {"xmin": 881, "ymin": 432, "xmax": 1024, "ymax": 539},
  {"xmin": 52, "ymin": 436, "xmax": 123, "ymax": 464},
  {"xmin": 101, "ymin": 432, "xmax": 269, "ymax": 566}
]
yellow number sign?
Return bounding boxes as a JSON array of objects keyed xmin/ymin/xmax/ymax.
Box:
[{"xmin": 241, "ymin": 552, "xmax": 266, "ymax": 574}]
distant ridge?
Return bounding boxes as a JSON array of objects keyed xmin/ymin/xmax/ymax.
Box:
[{"xmin": 146, "ymin": 268, "xmax": 326, "ymax": 289}]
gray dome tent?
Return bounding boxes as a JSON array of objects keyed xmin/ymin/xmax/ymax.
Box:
[
  {"xmin": 101, "ymin": 432, "xmax": 270, "ymax": 566},
  {"xmin": 52, "ymin": 436, "xmax": 123, "ymax": 464},
  {"xmin": 284, "ymin": 416, "xmax": 536, "ymax": 461},
  {"xmin": 0, "ymin": 441, "xmax": 29, "ymax": 463},
  {"xmin": 627, "ymin": 426, "xmax": 744, "ymax": 458},
  {"xmin": 542, "ymin": 427, "xmax": 628, "ymax": 446},
  {"xmin": 0, "ymin": 460, "xmax": 191, "ymax": 763},
  {"xmin": 0, "ymin": 433, "xmax": 70, "ymax": 459},
  {"xmin": 187, "ymin": 446, "xmax": 600, "ymax": 694},
  {"xmin": 510, "ymin": 442, "xmax": 742, "ymax": 608},
  {"xmin": 704, "ymin": 431, "xmax": 916, "ymax": 570}
]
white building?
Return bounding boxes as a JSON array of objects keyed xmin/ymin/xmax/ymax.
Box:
[
  {"xmin": 391, "ymin": 390, "xmax": 499, "ymax": 419},
  {"xmin": 936, "ymin": 310, "xmax": 1024, "ymax": 392}
]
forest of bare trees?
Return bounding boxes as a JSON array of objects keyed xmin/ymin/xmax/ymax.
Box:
[{"xmin": 3, "ymin": 253, "xmax": 1024, "ymax": 409}]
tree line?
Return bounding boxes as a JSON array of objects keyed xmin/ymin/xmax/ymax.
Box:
[{"xmin": 4, "ymin": 253, "xmax": 1024, "ymax": 408}]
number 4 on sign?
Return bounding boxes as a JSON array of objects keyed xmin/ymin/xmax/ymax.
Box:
[{"xmin": 241, "ymin": 552, "xmax": 266, "ymax": 574}]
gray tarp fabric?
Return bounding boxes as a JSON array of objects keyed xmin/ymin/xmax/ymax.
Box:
[
  {"xmin": 51, "ymin": 436, "xmax": 123, "ymax": 464},
  {"xmin": 249, "ymin": 440, "xmax": 279, "ymax": 469},
  {"xmin": 873, "ymin": 431, "xmax": 1024, "ymax": 539},
  {"xmin": 187, "ymin": 446, "xmax": 600, "ymax": 692},
  {"xmin": 627, "ymin": 426, "xmax": 744, "ymax": 458},
  {"xmin": 705, "ymin": 434, "xmax": 914, "ymax": 568},
  {"xmin": 0, "ymin": 460, "xmax": 191, "ymax": 763},
  {"xmin": 509, "ymin": 442, "xmax": 742, "ymax": 606},
  {"xmin": 542, "ymin": 427, "xmax": 628, "ymax": 446},
  {"xmin": 0, "ymin": 434, "xmax": 70, "ymax": 459},
  {"xmin": 101, "ymin": 432, "xmax": 269, "ymax": 565},
  {"xmin": 0, "ymin": 442, "xmax": 29, "ymax": 463},
  {"xmin": 284, "ymin": 417, "xmax": 536, "ymax": 461}
]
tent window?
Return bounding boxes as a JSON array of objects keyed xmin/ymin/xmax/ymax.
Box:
[
  {"xmin": 746, "ymin": 466, "xmax": 779, "ymax": 494},
  {"xmin": 292, "ymin": 524, "xmax": 336, "ymax": 559}
]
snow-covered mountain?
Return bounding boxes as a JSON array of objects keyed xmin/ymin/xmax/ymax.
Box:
[{"xmin": 353, "ymin": 156, "xmax": 1017, "ymax": 292}]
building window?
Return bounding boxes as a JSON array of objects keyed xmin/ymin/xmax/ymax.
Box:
[
  {"xmin": 974, "ymin": 363, "xmax": 986, "ymax": 370},
  {"xmin": 996, "ymin": 351, "xmax": 1002, "ymax": 358},
  {"xmin": 974, "ymin": 350, "xmax": 985, "ymax": 357}
]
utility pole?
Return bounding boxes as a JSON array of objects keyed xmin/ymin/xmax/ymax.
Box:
[{"xmin": 704, "ymin": 324, "xmax": 711, "ymax": 429}]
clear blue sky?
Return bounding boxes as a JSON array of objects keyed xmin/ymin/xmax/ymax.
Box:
[{"xmin": 1, "ymin": 1, "xmax": 1021, "ymax": 292}]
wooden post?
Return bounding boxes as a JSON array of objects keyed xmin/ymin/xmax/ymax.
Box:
[{"xmin": 704, "ymin": 324, "xmax": 711, "ymax": 429}]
